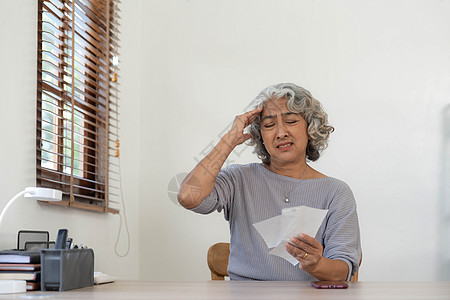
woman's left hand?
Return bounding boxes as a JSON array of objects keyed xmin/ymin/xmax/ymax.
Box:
[{"xmin": 285, "ymin": 233, "xmax": 323, "ymax": 273}]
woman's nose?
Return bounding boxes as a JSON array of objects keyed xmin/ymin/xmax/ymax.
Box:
[{"xmin": 276, "ymin": 123, "xmax": 288, "ymax": 139}]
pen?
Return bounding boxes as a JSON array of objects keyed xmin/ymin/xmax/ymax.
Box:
[{"xmin": 66, "ymin": 238, "xmax": 73, "ymax": 249}]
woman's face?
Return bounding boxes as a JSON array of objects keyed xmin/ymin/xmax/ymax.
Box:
[{"xmin": 260, "ymin": 98, "xmax": 309, "ymax": 166}]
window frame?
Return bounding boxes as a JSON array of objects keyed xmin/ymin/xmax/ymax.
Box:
[{"xmin": 37, "ymin": 0, "xmax": 120, "ymax": 214}]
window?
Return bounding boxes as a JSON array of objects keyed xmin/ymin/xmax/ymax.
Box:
[{"xmin": 37, "ymin": 0, "xmax": 120, "ymax": 213}]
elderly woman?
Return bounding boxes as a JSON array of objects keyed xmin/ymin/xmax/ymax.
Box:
[{"xmin": 178, "ymin": 83, "xmax": 361, "ymax": 281}]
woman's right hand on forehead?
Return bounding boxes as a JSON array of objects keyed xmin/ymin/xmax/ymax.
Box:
[
  {"xmin": 225, "ymin": 106, "xmax": 263, "ymax": 148},
  {"xmin": 179, "ymin": 106, "xmax": 262, "ymax": 209}
]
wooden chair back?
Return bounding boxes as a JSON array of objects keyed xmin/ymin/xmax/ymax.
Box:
[
  {"xmin": 207, "ymin": 242, "xmax": 230, "ymax": 280},
  {"xmin": 207, "ymin": 242, "xmax": 362, "ymax": 281},
  {"xmin": 350, "ymin": 251, "xmax": 363, "ymax": 282}
]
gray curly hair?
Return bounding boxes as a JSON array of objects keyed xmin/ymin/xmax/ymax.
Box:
[{"xmin": 247, "ymin": 83, "xmax": 334, "ymax": 163}]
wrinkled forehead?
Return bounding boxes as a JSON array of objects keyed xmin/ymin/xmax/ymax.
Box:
[{"xmin": 261, "ymin": 97, "xmax": 291, "ymax": 117}]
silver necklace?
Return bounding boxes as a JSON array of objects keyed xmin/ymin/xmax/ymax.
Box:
[{"xmin": 282, "ymin": 164, "xmax": 308, "ymax": 204}]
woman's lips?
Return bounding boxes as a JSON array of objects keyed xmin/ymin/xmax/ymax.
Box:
[{"xmin": 277, "ymin": 142, "xmax": 293, "ymax": 149}]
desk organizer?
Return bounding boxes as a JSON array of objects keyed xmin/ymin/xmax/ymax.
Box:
[{"xmin": 40, "ymin": 248, "xmax": 94, "ymax": 291}]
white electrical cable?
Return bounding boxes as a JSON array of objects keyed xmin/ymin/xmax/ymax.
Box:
[{"xmin": 114, "ymin": 155, "xmax": 131, "ymax": 257}]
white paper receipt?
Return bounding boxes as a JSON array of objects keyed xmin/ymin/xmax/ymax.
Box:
[{"xmin": 253, "ymin": 206, "xmax": 328, "ymax": 265}]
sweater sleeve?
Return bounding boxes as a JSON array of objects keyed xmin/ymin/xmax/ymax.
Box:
[
  {"xmin": 321, "ymin": 182, "xmax": 361, "ymax": 281},
  {"xmin": 189, "ymin": 165, "xmax": 237, "ymax": 221}
]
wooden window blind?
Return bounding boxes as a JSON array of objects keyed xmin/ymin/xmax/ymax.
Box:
[{"xmin": 37, "ymin": 0, "xmax": 121, "ymax": 214}]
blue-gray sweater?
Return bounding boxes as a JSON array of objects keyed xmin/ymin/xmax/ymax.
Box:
[{"xmin": 191, "ymin": 163, "xmax": 361, "ymax": 281}]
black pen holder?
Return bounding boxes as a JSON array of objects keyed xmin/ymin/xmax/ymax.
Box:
[{"xmin": 40, "ymin": 248, "xmax": 94, "ymax": 291}]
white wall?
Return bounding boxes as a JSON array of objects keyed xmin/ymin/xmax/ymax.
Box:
[
  {"xmin": 1, "ymin": 0, "xmax": 449, "ymax": 282},
  {"xmin": 135, "ymin": 0, "xmax": 450, "ymax": 281},
  {"xmin": 0, "ymin": 0, "xmax": 140, "ymax": 279}
]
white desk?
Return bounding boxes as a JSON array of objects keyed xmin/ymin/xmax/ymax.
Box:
[{"xmin": 1, "ymin": 281, "xmax": 449, "ymax": 299}]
